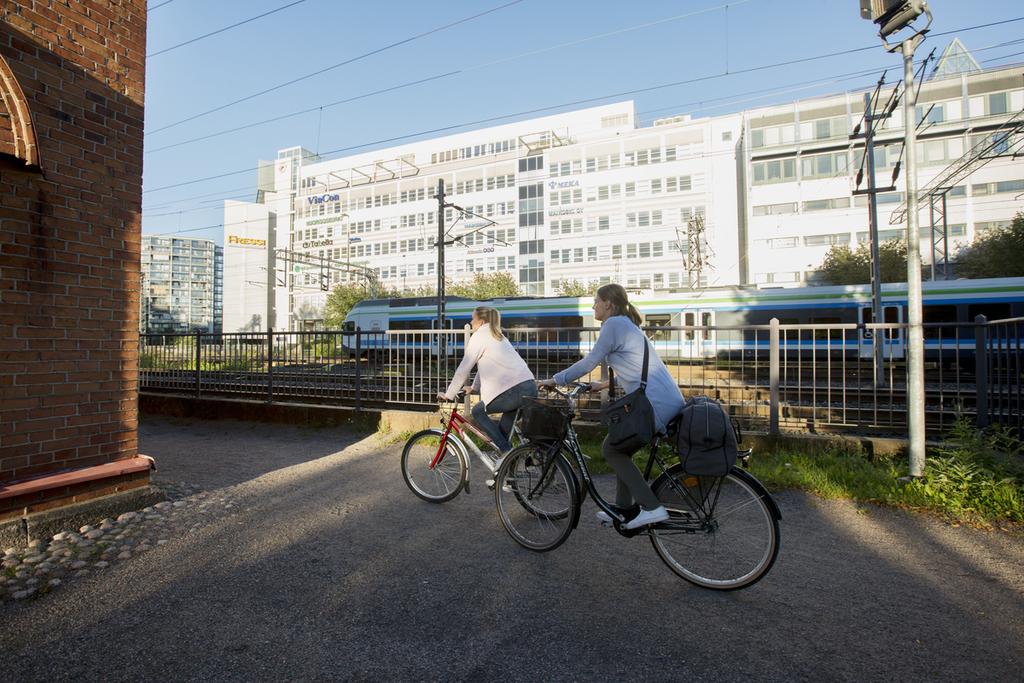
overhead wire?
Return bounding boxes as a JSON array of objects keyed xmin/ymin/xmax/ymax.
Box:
[
  {"xmin": 145, "ymin": 0, "xmax": 751, "ymax": 155},
  {"xmin": 147, "ymin": 0, "xmax": 308, "ymax": 58},
  {"xmin": 142, "ymin": 14, "xmax": 1024, "ymax": 195},
  {"xmin": 147, "ymin": 0, "xmax": 528, "ymax": 134}
]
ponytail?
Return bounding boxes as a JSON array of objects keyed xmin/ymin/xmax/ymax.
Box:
[
  {"xmin": 596, "ymin": 283, "xmax": 642, "ymax": 326},
  {"xmin": 474, "ymin": 306, "xmax": 504, "ymax": 340}
]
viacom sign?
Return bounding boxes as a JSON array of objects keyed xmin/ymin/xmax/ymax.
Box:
[
  {"xmin": 228, "ymin": 235, "xmax": 267, "ymax": 248},
  {"xmin": 307, "ymin": 193, "xmax": 340, "ymax": 205}
]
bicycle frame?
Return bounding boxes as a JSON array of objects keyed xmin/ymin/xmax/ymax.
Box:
[
  {"xmin": 431, "ymin": 401, "xmax": 517, "ymax": 475},
  {"xmin": 526, "ymin": 390, "xmax": 730, "ymax": 536}
]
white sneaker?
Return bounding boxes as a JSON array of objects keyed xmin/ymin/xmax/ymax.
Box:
[
  {"xmin": 595, "ymin": 511, "xmax": 614, "ymax": 527},
  {"xmin": 624, "ymin": 506, "xmax": 669, "ymax": 530}
]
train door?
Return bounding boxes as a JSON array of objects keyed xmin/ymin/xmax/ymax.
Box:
[
  {"xmin": 430, "ymin": 317, "xmax": 455, "ymax": 357},
  {"xmin": 858, "ymin": 305, "xmax": 904, "ymax": 359},
  {"xmin": 681, "ymin": 310, "xmax": 716, "ymax": 358}
]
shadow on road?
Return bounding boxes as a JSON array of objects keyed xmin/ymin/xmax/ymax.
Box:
[{"xmin": 3, "ymin": 417, "xmax": 1022, "ymax": 680}]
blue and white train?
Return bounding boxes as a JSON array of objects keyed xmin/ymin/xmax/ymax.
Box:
[{"xmin": 342, "ymin": 277, "xmax": 1024, "ymax": 362}]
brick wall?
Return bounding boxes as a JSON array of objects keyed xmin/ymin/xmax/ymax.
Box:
[{"xmin": 0, "ymin": 2, "xmax": 147, "ymax": 492}]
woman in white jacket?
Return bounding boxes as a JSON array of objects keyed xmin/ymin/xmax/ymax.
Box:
[{"xmin": 438, "ymin": 306, "xmax": 537, "ymax": 454}]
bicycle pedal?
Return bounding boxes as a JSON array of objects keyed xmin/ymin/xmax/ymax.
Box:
[{"xmin": 486, "ymin": 479, "xmax": 496, "ymax": 491}]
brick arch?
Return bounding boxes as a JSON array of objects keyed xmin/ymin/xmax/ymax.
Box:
[{"xmin": 0, "ymin": 51, "xmax": 40, "ymax": 169}]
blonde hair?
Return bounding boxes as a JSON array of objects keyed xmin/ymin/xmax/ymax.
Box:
[
  {"xmin": 596, "ymin": 283, "xmax": 642, "ymax": 326},
  {"xmin": 474, "ymin": 306, "xmax": 504, "ymax": 340}
]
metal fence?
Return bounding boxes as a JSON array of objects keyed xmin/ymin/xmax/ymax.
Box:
[{"xmin": 139, "ymin": 315, "xmax": 1024, "ymax": 436}]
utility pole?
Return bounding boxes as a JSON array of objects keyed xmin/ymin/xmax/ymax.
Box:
[
  {"xmin": 436, "ymin": 178, "xmax": 446, "ymax": 347},
  {"xmin": 899, "ymin": 30, "xmax": 928, "ymax": 478},
  {"xmin": 861, "ymin": 0, "xmax": 932, "ymax": 478},
  {"xmin": 852, "ymin": 84, "xmax": 894, "ymax": 388}
]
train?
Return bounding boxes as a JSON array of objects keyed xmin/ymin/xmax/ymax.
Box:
[{"xmin": 341, "ymin": 277, "xmax": 1024, "ymax": 362}]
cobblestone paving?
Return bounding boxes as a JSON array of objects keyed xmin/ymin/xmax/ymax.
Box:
[{"xmin": 1, "ymin": 484, "xmax": 226, "ymax": 603}]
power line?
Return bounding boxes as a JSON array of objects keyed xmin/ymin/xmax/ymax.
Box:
[
  {"xmin": 143, "ymin": 15, "xmax": 1024, "ymax": 195},
  {"xmin": 146, "ymin": 1, "xmax": 749, "ymax": 155},
  {"xmin": 147, "ymin": 0, "xmax": 527, "ymax": 134},
  {"xmin": 145, "ymin": 72, "xmax": 460, "ymax": 154},
  {"xmin": 148, "ymin": 0, "xmax": 308, "ymax": 58},
  {"xmin": 149, "ymin": 0, "xmax": 176, "ymax": 11}
]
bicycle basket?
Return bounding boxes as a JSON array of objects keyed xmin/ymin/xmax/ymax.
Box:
[{"xmin": 518, "ymin": 396, "xmax": 573, "ymax": 441}]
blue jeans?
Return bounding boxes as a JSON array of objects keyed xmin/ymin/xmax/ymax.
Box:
[{"xmin": 471, "ymin": 380, "xmax": 538, "ymax": 453}]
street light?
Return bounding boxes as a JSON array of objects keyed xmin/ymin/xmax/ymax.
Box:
[{"xmin": 860, "ymin": 0, "xmax": 932, "ymax": 479}]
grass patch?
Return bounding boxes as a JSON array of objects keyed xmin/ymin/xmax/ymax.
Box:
[{"xmin": 749, "ymin": 419, "xmax": 1023, "ymax": 529}]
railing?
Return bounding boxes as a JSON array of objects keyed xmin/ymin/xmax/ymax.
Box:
[{"xmin": 139, "ymin": 316, "xmax": 1024, "ymax": 436}]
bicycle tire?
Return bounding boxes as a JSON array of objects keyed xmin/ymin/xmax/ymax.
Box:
[
  {"xmin": 494, "ymin": 443, "xmax": 579, "ymax": 552},
  {"xmin": 649, "ymin": 465, "xmax": 779, "ymax": 590},
  {"xmin": 400, "ymin": 429, "xmax": 468, "ymax": 503}
]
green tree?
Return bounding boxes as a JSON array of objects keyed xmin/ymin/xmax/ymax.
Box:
[
  {"xmin": 323, "ymin": 282, "xmax": 398, "ymax": 328},
  {"xmin": 447, "ymin": 271, "xmax": 520, "ymax": 299},
  {"xmin": 816, "ymin": 239, "xmax": 913, "ymax": 285},
  {"xmin": 955, "ymin": 212, "xmax": 1024, "ymax": 279},
  {"xmin": 553, "ymin": 278, "xmax": 599, "ymax": 297}
]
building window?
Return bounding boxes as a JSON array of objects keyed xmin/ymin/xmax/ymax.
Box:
[
  {"xmin": 518, "ymin": 156, "xmax": 543, "ymax": 173},
  {"xmin": 753, "ymin": 202, "xmax": 798, "ymax": 216},
  {"xmin": 800, "ymin": 151, "xmax": 849, "ymax": 180},
  {"xmin": 752, "ymin": 158, "xmax": 796, "ymax": 185}
]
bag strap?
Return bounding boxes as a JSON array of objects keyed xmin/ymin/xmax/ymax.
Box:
[
  {"xmin": 639, "ymin": 334, "xmax": 650, "ymax": 391},
  {"xmin": 608, "ymin": 330, "xmax": 650, "ymax": 393}
]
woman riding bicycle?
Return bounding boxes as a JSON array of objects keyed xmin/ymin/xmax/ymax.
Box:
[
  {"xmin": 438, "ymin": 306, "xmax": 537, "ymax": 455},
  {"xmin": 539, "ymin": 284, "xmax": 684, "ymax": 530}
]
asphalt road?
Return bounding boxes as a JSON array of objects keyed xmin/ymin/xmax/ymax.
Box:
[{"xmin": 2, "ymin": 415, "xmax": 1022, "ymax": 682}]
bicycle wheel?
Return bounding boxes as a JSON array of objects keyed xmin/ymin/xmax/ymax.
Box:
[
  {"xmin": 649, "ymin": 465, "xmax": 779, "ymax": 590},
  {"xmin": 495, "ymin": 443, "xmax": 579, "ymax": 552},
  {"xmin": 401, "ymin": 429, "xmax": 468, "ymax": 503}
]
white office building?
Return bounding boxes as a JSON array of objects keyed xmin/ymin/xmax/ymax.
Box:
[
  {"xmin": 225, "ymin": 102, "xmax": 743, "ymax": 330},
  {"xmin": 223, "ymin": 40, "xmax": 1024, "ymax": 331},
  {"xmin": 745, "ymin": 43, "xmax": 1024, "ymax": 285}
]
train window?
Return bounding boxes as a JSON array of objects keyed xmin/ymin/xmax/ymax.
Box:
[
  {"xmin": 684, "ymin": 312, "xmax": 696, "ymax": 341},
  {"xmin": 923, "ymin": 305, "xmax": 957, "ymax": 339},
  {"xmin": 810, "ymin": 317, "xmax": 841, "ymax": 340},
  {"xmin": 646, "ymin": 314, "xmax": 672, "ymax": 342},
  {"xmin": 967, "ymin": 303, "xmax": 1011, "ymax": 322}
]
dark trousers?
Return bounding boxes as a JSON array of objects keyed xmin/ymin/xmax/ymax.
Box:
[
  {"xmin": 602, "ymin": 436, "xmax": 661, "ymax": 510},
  {"xmin": 471, "ymin": 380, "xmax": 537, "ymax": 453}
]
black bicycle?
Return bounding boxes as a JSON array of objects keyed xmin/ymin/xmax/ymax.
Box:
[{"xmin": 493, "ymin": 383, "xmax": 782, "ymax": 590}]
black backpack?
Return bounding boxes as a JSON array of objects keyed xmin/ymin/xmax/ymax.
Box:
[{"xmin": 675, "ymin": 396, "xmax": 739, "ymax": 476}]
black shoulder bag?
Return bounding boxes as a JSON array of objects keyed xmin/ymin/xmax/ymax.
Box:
[{"xmin": 601, "ymin": 335, "xmax": 656, "ymax": 453}]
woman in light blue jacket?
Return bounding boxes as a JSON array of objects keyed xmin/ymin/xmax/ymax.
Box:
[{"xmin": 540, "ymin": 284, "xmax": 684, "ymax": 530}]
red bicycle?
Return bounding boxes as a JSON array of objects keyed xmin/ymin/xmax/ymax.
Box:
[{"xmin": 400, "ymin": 392, "xmax": 522, "ymax": 503}]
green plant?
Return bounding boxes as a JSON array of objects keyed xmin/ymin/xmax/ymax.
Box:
[{"xmin": 955, "ymin": 212, "xmax": 1024, "ymax": 279}]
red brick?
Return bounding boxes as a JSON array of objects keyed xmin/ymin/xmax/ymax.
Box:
[{"xmin": 0, "ymin": 1, "xmax": 147, "ymax": 493}]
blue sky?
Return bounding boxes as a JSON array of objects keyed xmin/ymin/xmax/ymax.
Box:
[{"xmin": 141, "ymin": 0, "xmax": 1024, "ymax": 243}]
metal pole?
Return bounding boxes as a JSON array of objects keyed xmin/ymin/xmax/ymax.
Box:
[
  {"xmin": 769, "ymin": 317, "xmax": 780, "ymax": 436},
  {"xmin": 436, "ymin": 178, "xmax": 446, "ymax": 356},
  {"xmin": 863, "ymin": 91, "xmax": 886, "ymax": 389},
  {"xmin": 267, "ymin": 327, "xmax": 274, "ymax": 403},
  {"xmin": 194, "ymin": 330, "xmax": 202, "ymax": 398},
  {"xmin": 974, "ymin": 314, "xmax": 989, "ymax": 428},
  {"xmin": 354, "ymin": 327, "xmax": 362, "ymax": 411},
  {"xmin": 436, "ymin": 178, "xmax": 445, "ymax": 329},
  {"xmin": 901, "ymin": 35, "xmax": 926, "ymax": 478},
  {"xmin": 941, "ymin": 192, "xmax": 949, "ymax": 280}
]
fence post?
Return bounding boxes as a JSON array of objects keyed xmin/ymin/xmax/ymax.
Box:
[
  {"xmin": 267, "ymin": 328, "xmax": 274, "ymax": 403},
  {"xmin": 769, "ymin": 318, "xmax": 780, "ymax": 436},
  {"xmin": 193, "ymin": 329, "xmax": 201, "ymax": 397},
  {"xmin": 974, "ymin": 314, "xmax": 989, "ymax": 428},
  {"xmin": 354, "ymin": 327, "xmax": 362, "ymax": 411}
]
